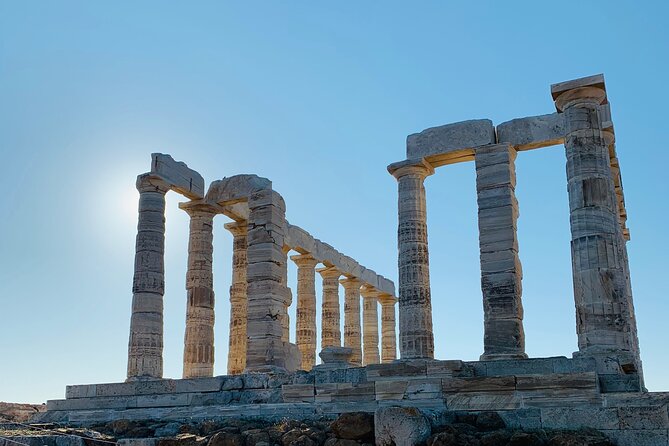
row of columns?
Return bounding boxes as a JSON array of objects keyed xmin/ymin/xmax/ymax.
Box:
[
  {"xmin": 127, "ymin": 184, "xmax": 398, "ymax": 380},
  {"xmin": 390, "ymin": 81, "xmax": 640, "ymax": 371}
]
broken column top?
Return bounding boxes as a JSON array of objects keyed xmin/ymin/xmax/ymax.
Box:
[
  {"xmin": 150, "ymin": 153, "xmax": 205, "ymax": 200},
  {"xmin": 550, "ymin": 73, "xmax": 608, "ymax": 104}
]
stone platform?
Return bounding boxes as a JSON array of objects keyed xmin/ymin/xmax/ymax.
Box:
[{"xmin": 35, "ymin": 357, "xmax": 669, "ymax": 445}]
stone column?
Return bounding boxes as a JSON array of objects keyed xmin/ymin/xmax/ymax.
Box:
[
  {"xmin": 361, "ymin": 287, "xmax": 380, "ymax": 365},
  {"xmin": 389, "ymin": 159, "xmax": 435, "ymax": 359},
  {"xmin": 181, "ymin": 202, "xmax": 217, "ymax": 378},
  {"xmin": 318, "ymin": 266, "xmax": 342, "ymax": 349},
  {"xmin": 379, "ymin": 294, "xmax": 398, "ymax": 363},
  {"xmin": 281, "ymin": 246, "xmax": 293, "ymax": 344},
  {"xmin": 292, "ymin": 253, "xmax": 319, "ymax": 370},
  {"xmin": 553, "ymin": 77, "xmax": 640, "ymax": 369},
  {"xmin": 225, "ymin": 221, "xmax": 248, "ymax": 375},
  {"xmin": 340, "ymin": 277, "xmax": 363, "ymax": 366},
  {"xmin": 475, "ymin": 143, "xmax": 527, "ymax": 360},
  {"xmin": 127, "ymin": 174, "xmax": 169, "ymax": 380},
  {"xmin": 245, "ymin": 189, "xmax": 291, "ymax": 371}
]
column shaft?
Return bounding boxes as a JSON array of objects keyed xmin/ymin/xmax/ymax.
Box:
[
  {"xmin": 341, "ymin": 278, "xmax": 363, "ymax": 366},
  {"xmin": 392, "ymin": 162, "xmax": 434, "ymax": 359},
  {"xmin": 318, "ymin": 267, "xmax": 342, "ymax": 349},
  {"xmin": 361, "ymin": 288, "xmax": 380, "ymax": 365},
  {"xmin": 555, "ymin": 85, "xmax": 639, "ymax": 365},
  {"xmin": 475, "ymin": 143, "xmax": 527, "ymax": 360},
  {"xmin": 379, "ymin": 295, "xmax": 397, "ymax": 363},
  {"xmin": 245, "ymin": 189, "xmax": 291, "ymax": 371},
  {"xmin": 292, "ymin": 254, "xmax": 319, "ymax": 370},
  {"xmin": 226, "ymin": 222, "xmax": 248, "ymax": 375},
  {"xmin": 182, "ymin": 204, "xmax": 216, "ymax": 378},
  {"xmin": 127, "ymin": 175, "xmax": 169, "ymax": 380}
]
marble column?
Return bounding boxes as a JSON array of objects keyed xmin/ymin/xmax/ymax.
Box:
[
  {"xmin": 553, "ymin": 77, "xmax": 640, "ymax": 368},
  {"xmin": 390, "ymin": 159, "xmax": 435, "ymax": 359},
  {"xmin": 292, "ymin": 253, "xmax": 319, "ymax": 370},
  {"xmin": 379, "ymin": 294, "xmax": 398, "ymax": 363},
  {"xmin": 245, "ymin": 189, "xmax": 291, "ymax": 371},
  {"xmin": 225, "ymin": 221, "xmax": 248, "ymax": 375},
  {"xmin": 475, "ymin": 143, "xmax": 527, "ymax": 360},
  {"xmin": 340, "ymin": 277, "xmax": 363, "ymax": 366},
  {"xmin": 361, "ymin": 287, "xmax": 380, "ymax": 365},
  {"xmin": 181, "ymin": 202, "xmax": 217, "ymax": 378},
  {"xmin": 318, "ymin": 266, "xmax": 342, "ymax": 349},
  {"xmin": 127, "ymin": 174, "xmax": 169, "ymax": 380}
]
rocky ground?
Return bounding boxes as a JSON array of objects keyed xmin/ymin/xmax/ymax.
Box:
[
  {"xmin": 0, "ymin": 402, "xmax": 46, "ymax": 422},
  {"xmin": 0, "ymin": 411, "xmax": 617, "ymax": 446}
]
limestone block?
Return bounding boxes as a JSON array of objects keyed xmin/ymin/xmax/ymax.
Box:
[
  {"xmin": 136, "ymin": 393, "xmax": 190, "ymax": 408},
  {"xmin": 496, "ymin": 113, "xmax": 565, "ymax": 151},
  {"xmin": 405, "ymin": 379, "xmax": 442, "ymax": 400},
  {"xmin": 150, "ymin": 153, "xmax": 205, "ymax": 199},
  {"xmin": 425, "ymin": 360, "xmax": 468, "ymax": 377},
  {"xmin": 481, "ymin": 357, "xmax": 555, "ymax": 376},
  {"xmin": 366, "ymin": 360, "xmax": 428, "ymax": 381},
  {"xmin": 407, "ymin": 119, "xmax": 495, "ymax": 160},
  {"xmin": 319, "ymin": 346, "xmax": 353, "ymax": 367},
  {"xmin": 281, "ymin": 384, "xmax": 315, "ymax": 403},
  {"xmin": 205, "ymin": 174, "xmax": 271, "ymax": 205},
  {"xmin": 515, "ymin": 372, "xmax": 598, "ymax": 391},
  {"xmin": 442, "ymin": 376, "xmax": 515, "ymax": 393},
  {"xmin": 446, "ymin": 392, "xmax": 520, "ymax": 410},
  {"xmin": 374, "ymin": 406, "xmax": 431, "ymax": 446},
  {"xmin": 617, "ymin": 406, "xmax": 669, "ymax": 429},
  {"xmin": 375, "ymin": 380, "xmax": 408, "ymax": 400},
  {"xmin": 541, "ymin": 407, "xmax": 619, "ymax": 430}
]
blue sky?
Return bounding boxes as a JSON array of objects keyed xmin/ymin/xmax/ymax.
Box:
[{"xmin": 1, "ymin": 1, "xmax": 668, "ymax": 403}]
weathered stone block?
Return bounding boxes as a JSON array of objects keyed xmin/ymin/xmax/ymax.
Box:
[
  {"xmin": 375, "ymin": 380, "xmax": 408, "ymax": 400},
  {"xmin": 407, "ymin": 119, "xmax": 495, "ymax": 159},
  {"xmin": 281, "ymin": 384, "xmax": 315, "ymax": 403},
  {"xmin": 446, "ymin": 392, "xmax": 520, "ymax": 410},
  {"xmin": 496, "ymin": 113, "xmax": 565, "ymax": 151},
  {"xmin": 541, "ymin": 407, "xmax": 619, "ymax": 430},
  {"xmin": 442, "ymin": 376, "xmax": 515, "ymax": 393},
  {"xmin": 150, "ymin": 153, "xmax": 205, "ymax": 199},
  {"xmin": 515, "ymin": 372, "xmax": 598, "ymax": 391},
  {"xmin": 618, "ymin": 406, "xmax": 669, "ymax": 429}
]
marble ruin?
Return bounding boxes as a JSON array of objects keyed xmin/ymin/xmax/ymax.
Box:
[{"xmin": 38, "ymin": 75, "xmax": 669, "ymax": 446}]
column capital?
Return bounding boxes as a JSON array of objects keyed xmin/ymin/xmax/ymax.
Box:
[
  {"xmin": 552, "ymin": 74, "xmax": 607, "ymax": 112},
  {"xmin": 340, "ymin": 277, "xmax": 363, "ymax": 290},
  {"xmin": 224, "ymin": 221, "xmax": 248, "ymax": 237},
  {"xmin": 388, "ymin": 158, "xmax": 435, "ymax": 180},
  {"xmin": 179, "ymin": 200, "xmax": 223, "ymax": 217},
  {"xmin": 291, "ymin": 253, "xmax": 319, "ymax": 269},
  {"xmin": 136, "ymin": 173, "xmax": 170, "ymax": 194},
  {"xmin": 360, "ymin": 285, "xmax": 382, "ymax": 299},
  {"xmin": 377, "ymin": 293, "xmax": 398, "ymax": 305},
  {"xmin": 317, "ymin": 265, "xmax": 341, "ymax": 279}
]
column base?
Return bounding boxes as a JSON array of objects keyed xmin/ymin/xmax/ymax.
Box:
[{"xmin": 479, "ymin": 352, "xmax": 528, "ymax": 361}]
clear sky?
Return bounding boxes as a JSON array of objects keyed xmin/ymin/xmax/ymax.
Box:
[{"xmin": 1, "ymin": 1, "xmax": 668, "ymax": 404}]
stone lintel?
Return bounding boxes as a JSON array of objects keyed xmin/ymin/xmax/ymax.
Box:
[
  {"xmin": 387, "ymin": 157, "xmax": 434, "ymax": 178},
  {"xmin": 150, "ymin": 153, "xmax": 205, "ymax": 199},
  {"xmin": 285, "ymin": 223, "xmax": 396, "ymax": 295},
  {"xmin": 406, "ymin": 119, "xmax": 496, "ymax": 160},
  {"xmin": 496, "ymin": 113, "xmax": 565, "ymax": 151},
  {"xmin": 178, "ymin": 199, "xmax": 225, "ymax": 215}
]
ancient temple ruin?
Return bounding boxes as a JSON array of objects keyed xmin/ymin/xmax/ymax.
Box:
[
  {"xmin": 38, "ymin": 75, "xmax": 669, "ymax": 446},
  {"xmin": 128, "ymin": 157, "xmax": 398, "ymax": 380}
]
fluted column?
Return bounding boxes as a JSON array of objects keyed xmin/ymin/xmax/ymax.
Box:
[
  {"xmin": 389, "ymin": 159, "xmax": 435, "ymax": 359},
  {"xmin": 318, "ymin": 266, "xmax": 342, "ymax": 349},
  {"xmin": 127, "ymin": 174, "xmax": 169, "ymax": 380},
  {"xmin": 553, "ymin": 77, "xmax": 640, "ymax": 369},
  {"xmin": 361, "ymin": 287, "xmax": 380, "ymax": 365},
  {"xmin": 181, "ymin": 202, "xmax": 217, "ymax": 378},
  {"xmin": 225, "ymin": 221, "xmax": 248, "ymax": 375},
  {"xmin": 292, "ymin": 254, "xmax": 319, "ymax": 370},
  {"xmin": 475, "ymin": 143, "xmax": 527, "ymax": 360},
  {"xmin": 340, "ymin": 277, "xmax": 363, "ymax": 366},
  {"xmin": 379, "ymin": 294, "xmax": 397, "ymax": 363}
]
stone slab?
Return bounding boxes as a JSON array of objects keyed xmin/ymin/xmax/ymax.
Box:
[
  {"xmin": 496, "ymin": 113, "xmax": 565, "ymax": 151},
  {"xmin": 406, "ymin": 119, "xmax": 495, "ymax": 161},
  {"xmin": 150, "ymin": 153, "xmax": 205, "ymax": 199}
]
